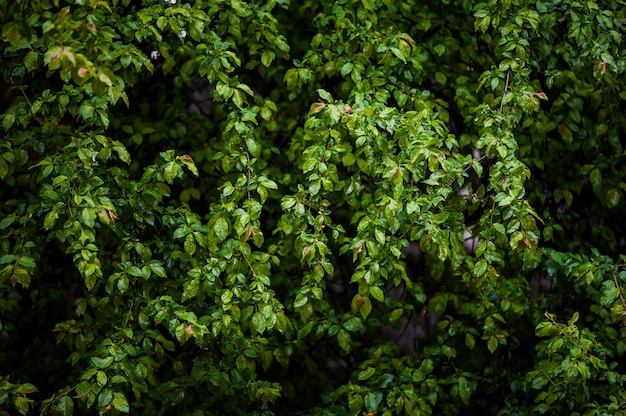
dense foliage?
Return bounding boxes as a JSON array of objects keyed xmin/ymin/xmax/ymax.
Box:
[{"xmin": 2, "ymin": 0, "xmax": 626, "ymax": 414}]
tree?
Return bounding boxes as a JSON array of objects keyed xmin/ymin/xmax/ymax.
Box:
[{"xmin": 2, "ymin": 0, "xmax": 626, "ymax": 414}]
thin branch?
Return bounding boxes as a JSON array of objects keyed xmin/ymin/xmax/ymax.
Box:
[
  {"xmin": 243, "ymin": 145, "xmax": 252, "ymax": 202},
  {"xmin": 17, "ymin": 85, "xmax": 44, "ymax": 127},
  {"xmin": 612, "ymin": 272, "xmax": 626, "ymax": 312},
  {"xmin": 1, "ymin": 52, "xmax": 29, "ymax": 60},
  {"xmin": 41, "ymin": 385, "xmax": 78, "ymax": 414},
  {"xmin": 498, "ymin": 68, "xmax": 511, "ymax": 114}
]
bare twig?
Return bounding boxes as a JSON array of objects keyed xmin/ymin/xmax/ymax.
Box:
[{"xmin": 498, "ymin": 68, "xmax": 511, "ymax": 114}]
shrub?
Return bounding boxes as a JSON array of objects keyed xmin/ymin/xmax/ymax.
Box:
[{"xmin": 1, "ymin": 0, "xmax": 626, "ymax": 414}]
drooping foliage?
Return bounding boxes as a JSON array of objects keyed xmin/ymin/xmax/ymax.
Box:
[{"xmin": 2, "ymin": 0, "xmax": 626, "ymax": 414}]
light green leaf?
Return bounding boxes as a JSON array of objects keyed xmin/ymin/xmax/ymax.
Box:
[
  {"xmin": 164, "ymin": 161, "xmax": 178, "ymax": 184},
  {"xmin": 112, "ymin": 392, "xmax": 129, "ymax": 413},
  {"xmin": 370, "ymin": 286, "xmax": 384, "ymax": 302},
  {"xmin": 214, "ymin": 217, "xmax": 229, "ymax": 241},
  {"xmin": 182, "ymin": 277, "xmax": 199, "ymax": 302},
  {"xmin": 261, "ymin": 50, "xmax": 274, "ymax": 67}
]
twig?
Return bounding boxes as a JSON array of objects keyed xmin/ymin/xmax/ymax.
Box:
[
  {"xmin": 612, "ymin": 271, "xmax": 626, "ymax": 311},
  {"xmin": 243, "ymin": 145, "xmax": 252, "ymax": 202},
  {"xmin": 41, "ymin": 385, "xmax": 78, "ymax": 414},
  {"xmin": 17, "ymin": 85, "xmax": 44, "ymax": 127},
  {"xmin": 498, "ymin": 68, "xmax": 511, "ymax": 114}
]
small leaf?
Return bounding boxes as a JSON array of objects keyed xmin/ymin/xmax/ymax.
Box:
[
  {"xmin": 370, "ymin": 286, "xmax": 384, "ymax": 302},
  {"xmin": 252, "ymin": 312, "xmax": 266, "ymax": 334},
  {"xmin": 164, "ymin": 161, "xmax": 178, "ymax": 184},
  {"xmin": 317, "ymin": 88, "xmax": 333, "ymax": 102},
  {"xmin": 360, "ymin": 296, "xmax": 372, "ymax": 319},
  {"xmin": 364, "ymin": 391, "xmax": 383, "ymax": 412},
  {"xmin": 0, "ymin": 216, "xmax": 15, "ymax": 229},
  {"xmin": 348, "ymin": 394, "xmax": 364, "ymax": 416},
  {"xmin": 149, "ymin": 261, "xmax": 167, "ymax": 278},
  {"xmin": 261, "ymin": 50, "xmax": 274, "ymax": 67},
  {"xmin": 97, "ymin": 370, "xmax": 108, "ymax": 386},
  {"xmin": 358, "ymin": 367, "xmax": 376, "ymax": 381},
  {"xmin": 590, "ymin": 168, "xmax": 601, "ymax": 192},
  {"xmin": 184, "ymin": 234, "xmax": 196, "ymax": 255},
  {"xmin": 178, "ymin": 154, "xmax": 198, "ymax": 176},
  {"xmin": 43, "ymin": 211, "xmax": 57, "ymax": 230},
  {"xmin": 337, "ymin": 328, "xmax": 351, "ymax": 351},
  {"xmin": 182, "ymin": 277, "xmax": 199, "ymax": 302},
  {"xmin": 214, "ymin": 217, "xmax": 229, "ymax": 241},
  {"xmin": 18, "ymin": 256, "xmax": 36, "ymax": 268},
  {"xmin": 458, "ymin": 376, "xmax": 471, "ymax": 405},
  {"xmin": 2, "ymin": 113, "xmax": 15, "ymax": 130},
  {"xmin": 91, "ymin": 356, "xmax": 114, "ymax": 369},
  {"xmin": 607, "ymin": 187, "xmax": 621, "ymax": 208},
  {"xmin": 473, "ymin": 259, "xmax": 488, "ymax": 277},
  {"xmin": 112, "ymin": 392, "xmax": 129, "ymax": 413},
  {"xmin": 55, "ymin": 395, "xmax": 74, "ymax": 416}
]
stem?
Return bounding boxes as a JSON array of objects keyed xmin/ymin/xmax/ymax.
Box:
[
  {"xmin": 612, "ymin": 272, "xmax": 626, "ymax": 311},
  {"xmin": 498, "ymin": 68, "xmax": 511, "ymax": 114},
  {"xmin": 244, "ymin": 148, "xmax": 252, "ymax": 202}
]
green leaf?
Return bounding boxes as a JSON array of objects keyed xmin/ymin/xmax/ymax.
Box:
[
  {"xmin": 157, "ymin": 16, "xmax": 167, "ymax": 30},
  {"xmin": 91, "ymin": 356, "xmax": 114, "ymax": 369},
  {"xmin": 358, "ymin": 367, "xmax": 376, "ymax": 381},
  {"xmin": 164, "ymin": 161, "xmax": 179, "ymax": 184},
  {"xmin": 96, "ymin": 370, "xmax": 108, "ymax": 386},
  {"xmin": 81, "ymin": 208, "xmax": 96, "ymax": 227},
  {"xmin": 261, "ymin": 50, "xmax": 275, "ymax": 67},
  {"xmin": 361, "ymin": 0, "xmax": 375, "ymax": 11},
  {"xmin": 112, "ymin": 392, "xmax": 129, "ymax": 413},
  {"xmin": 52, "ymin": 395, "xmax": 72, "ymax": 416},
  {"xmin": 360, "ymin": 296, "xmax": 372, "ymax": 319},
  {"xmin": 252, "ymin": 312, "xmax": 266, "ymax": 334},
  {"xmin": 13, "ymin": 395, "xmax": 32, "ymax": 415},
  {"xmin": 0, "ymin": 216, "xmax": 15, "ymax": 229},
  {"xmin": 214, "ymin": 217, "xmax": 229, "ymax": 241},
  {"xmin": 458, "ymin": 376, "xmax": 471, "ymax": 405},
  {"xmin": 182, "ymin": 277, "xmax": 199, "ymax": 302},
  {"xmin": 348, "ymin": 394, "xmax": 364, "ymax": 416},
  {"xmin": 590, "ymin": 168, "xmax": 601, "ymax": 192},
  {"xmin": 24, "ymin": 51, "xmax": 39, "ymax": 71},
  {"xmin": 18, "ymin": 256, "xmax": 36, "ymax": 268},
  {"xmin": 317, "ymin": 89, "xmax": 333, "ymax": 102},
  {"xmin": 2, "ymin": 113, "xmax": 16, "ymax": 130},
  {"xmin": 364, "ymin": 391, "xmax": 383, "ymax": 412},
  {"xmin": 370, "ymin": 286, "xmax": 384, "ymax": 302},
  {"xmin": 43, "ymin": 211, "xmax": 57, "ymax": 230},
  {"xmin": 337, "ymin": 329, "xmax": 351, "ymax": 351},
  {"xmin": 607, "ymin": 187, "xmax": 621, "ymax": 208},
  {"xmin": 178, "ymin": 155, "xmax": 199, "ymax": 176},
  {"xmin": 184, "ymin": 233, "xmax": 196, "ymax": 255},
  {"xmin": 473, "ymin": 259, "xmax": 488, "ymax": 277},
  {"xmin": 149, "ymin": 261, "xmax": 167, "ymax": 278}
]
